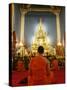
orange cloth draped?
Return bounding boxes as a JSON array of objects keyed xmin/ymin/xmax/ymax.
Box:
[
  {"xmin": 16, "ymin": 60, "xmax": 25, "ymax": 72},
  {"xmin": 51, "ymin": 59, "xmax": 59, "ymax": 71},
  {"xmin": 28, "ymin": 55, "xmax": 54, "ymax": 85},
  {"xmin": 51, "ymin": 59, "xmax": 59, "ymax": 83},
  {"xmin": 12, "ymin": 60, "xmax": 28, "ymax": 86}
]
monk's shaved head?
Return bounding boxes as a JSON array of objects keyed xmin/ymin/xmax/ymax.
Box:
[{"xmin": 38, "ymin": 46, "xmax": 44, "ymax": 54}]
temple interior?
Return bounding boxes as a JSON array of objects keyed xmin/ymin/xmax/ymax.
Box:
[{"xmin": 9, "ymin": 4, "xmax": 65, "ymax": 86}]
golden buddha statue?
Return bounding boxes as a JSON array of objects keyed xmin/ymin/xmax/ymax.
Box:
[{"xmin": 31, "ymin": 18, "xmax": 56, "ymax": 55}]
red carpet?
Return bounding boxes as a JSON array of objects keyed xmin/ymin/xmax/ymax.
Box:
[
  {"xmin": 12, "ymin": 70, "xmax": 28, "ymax": 86},
  {"xmin": 55, "ymin": 69, "xmax": 65, "ymax": 84},
  {"xmin": 11, "ymin": 68, "xmax": 65, "ymax": 86}
]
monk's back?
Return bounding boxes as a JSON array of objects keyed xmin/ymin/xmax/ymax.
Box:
[
  {"xmin": 30, "ymin": 55, "xmax": 48, "ymax": 75},
  {"xmin": 28, "ymin": 46, "xmax": 51, "ymax": 85},
  {"xmin": 28, "ymin": 55, "xmax": 49, "ymax": 85}
]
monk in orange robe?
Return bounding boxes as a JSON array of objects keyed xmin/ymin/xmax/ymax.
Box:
[
  {"xmin": 51, "ymin": 57, "xmax": 59, "ymax": 71},
  {"xmin": 51, "ymin": 57, "xmax": 59, "ymax": 83},
  {"xmin": 28, "ymin": 46, "xmax": 54, "ymax": 85},
  {"xmin": 12, "ymin": 59, "xmax": 28, "ymax": 86}
]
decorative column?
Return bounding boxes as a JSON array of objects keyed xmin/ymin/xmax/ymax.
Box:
[
  {"xmin": 20, "ymin": 5, "xmax": 31, "ymax": 43},
  {"xmin": 11, "ymin": 4, "xmax": 16, "ymax": 58},
  {"xmin": 20, "ymin": 11, "xmax": 25, "ymax": 43},
  {"xmin": 20, "ymin": 9, "xmax": 28, "ymax": 56},
  {"xmin": 53, "ymin": 10, "xmax": 61, "ymax": 46},
  {"xmin": 20, "ymin": 8, "xmax": 28, "ymax": 43},
  {"xmin": 55, "ymin": 12, "xmax": 61, "ymax": 46},
  {"xmin": 52, "ymin": 9, "xmax": 64, "ymax": 56},
  {"xmin": 12, "ymin": 4, "xmax": 14, "ymax": 32}
]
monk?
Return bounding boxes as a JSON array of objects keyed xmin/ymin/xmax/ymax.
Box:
[
  {"xmin": 51, "ymin": 57, "xmax": 59, "ymax": 83},
  {"xmin": 12, "ymin": 59, "xmax": 28, "ymax": 86},
  {"xmin": 28, "ymin": 46, "xmax": 54, "ymax": 85},
  {"xmin": 51, "ymin": 57, "xmax": 59, "ymax": 71},
  {"xmin": 16, "ymin": 59, "xmax": 25, "ymax": 72}
]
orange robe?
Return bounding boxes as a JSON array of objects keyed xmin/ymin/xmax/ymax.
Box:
[
  {"xmin": 16, "ymin": 60, "xmax": 25, "ymax": 72},
  {"xmin": 51, "ymin": 59, "xmax": 59, "ymax": 83},
  {"xmin": 12, "ymin": 60, "xmax": 28, "ymax": 86},
  {"xmin": 51, "ymin": 59, "xmax": 59, "ymax": 71},
  {"xmin": 28, "ymin": 55, "xmax": 54, "ymax": 85}
]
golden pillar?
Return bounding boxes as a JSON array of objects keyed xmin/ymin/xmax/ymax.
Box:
[
  {"xmin": 52, "ymin": 9, "xmax": 61, "ymax": 46},
  {"xmin": 55, "ymin": 12, "xmax": 61, "ymax": 45},
  {"xmin": 20, "ymin": 11, "xmax": 25, "ymax": 43},
  {"xmin": 20, "ymin": 6, "xmax": 29, "ymax": 43},
  {"xmin": 20, "ymin": 9, "xmax": 28, "ymax": 56},
  {"xmin": 12, "ymin": 3, "xmax": 14, "ymax": 32},
  {"xmin": 20, "ymin": 5, "xmax": 31, "ymax": 43}
]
